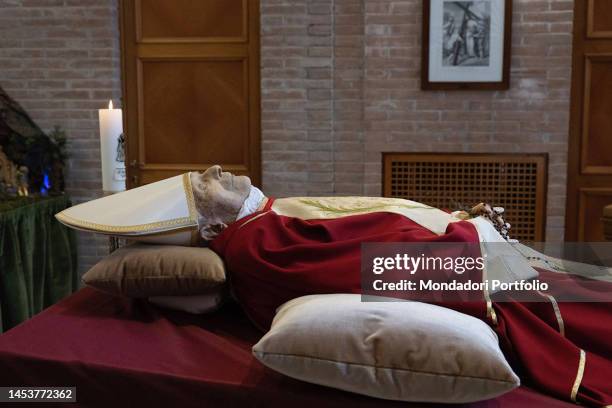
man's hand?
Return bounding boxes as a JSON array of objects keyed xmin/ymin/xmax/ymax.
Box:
[{"xmin": 469, "ymin": 203, "xmax": 511, "ymax": 240}]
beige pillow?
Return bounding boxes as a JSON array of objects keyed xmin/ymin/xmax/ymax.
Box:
[
  {"xmin": 82, "ymin": 244, "xmax": 225, "ymax": 297},
  {"xmin": 253, "ymin": 294, "xmax": 519, "ymax": 403}
]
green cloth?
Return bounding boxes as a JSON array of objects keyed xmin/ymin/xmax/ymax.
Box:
[{"xmin": 0, "ymin": 195, "xmax": 78, "ymax": 333}]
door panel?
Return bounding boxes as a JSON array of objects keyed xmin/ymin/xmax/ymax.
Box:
[
  {"xmin": 140, "ymin": 59, "xmax": 247, "ymax": 165},
  {"xmin": 566, "ymin": 2, "xmax": 612, "ymax": 240},
  {"xmin": 581, "ymin": 55, "xmax": 612, "ymax": 174},
  {"xmin": 120, "ymin": 0, "xmax": 260, "ymax": 187},
  {"xmin": 588, "ymin": 0, "xmax": 612, "ymax": 38},
  {"xmin": 578, "ymin": 188, "xmax": 612, "ymax": 241},
  {"xmin": 138, "ymin": 0, "xmax": 246, "ymax": 41}
]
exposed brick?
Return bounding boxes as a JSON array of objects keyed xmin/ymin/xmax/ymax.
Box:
[
  {"xmin": 261, "ymin": 0, "xmax": 573, "ymax": 239},
  {"xmin": 3, "ymin": 0, "xmax": 573, "ymax": 272},
  {"xmin": 0, "ymin": 0, "xmax": 120, "ymax": 274}
]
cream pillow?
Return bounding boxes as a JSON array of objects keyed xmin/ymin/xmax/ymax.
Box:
[
  {"xmin": 253, "ymin": 294, "xmax": 519, "ymax": 403},
  {"xmin": 82, "ymin": 244, "xmax": 226, "ymax": 297}
]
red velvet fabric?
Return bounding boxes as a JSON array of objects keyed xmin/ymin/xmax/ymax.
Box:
[
  {"xmin": 0, "ymin": 288, "xmax": 576, "ymax": 408},
  {"xmin": 211, "ymin": 209, "xmax": 483, "ymax": 330},
  {"xmin": 210, "ymin": 209, "xmax": 612, "ymax": 407}
]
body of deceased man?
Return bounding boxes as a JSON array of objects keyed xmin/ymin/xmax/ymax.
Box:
[{"xmin": 56, "ymin": 165, "xmax": 612, "ymax": 407}]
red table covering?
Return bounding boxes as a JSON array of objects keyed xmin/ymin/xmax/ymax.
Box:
[{"xmin": 0, "ymin": 288, "xmax": 576, "ymax": 408}]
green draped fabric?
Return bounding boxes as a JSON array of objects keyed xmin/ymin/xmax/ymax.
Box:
[{"xmin": 0, "ymin": 195, "xmax": 78, "ymax": 333}]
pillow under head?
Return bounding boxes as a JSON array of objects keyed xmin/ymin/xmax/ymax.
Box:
[{"xmin": 82, "ymin": 243, "xmax": 226, "ymax": 298}]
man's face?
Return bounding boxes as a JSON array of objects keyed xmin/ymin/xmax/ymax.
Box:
[{"xmin": 190, "ymin": 165, "xmax": 252, "ymax": 228}]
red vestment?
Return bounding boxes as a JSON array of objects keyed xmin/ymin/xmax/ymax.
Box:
[{"xmin": 210, "ymin": 201, "xmax": 612, "ymax": 407}]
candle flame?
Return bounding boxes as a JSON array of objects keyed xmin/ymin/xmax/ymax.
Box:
[{"xmin": 108, "ymin": 100, "xmax": 113, "ymax": 110}]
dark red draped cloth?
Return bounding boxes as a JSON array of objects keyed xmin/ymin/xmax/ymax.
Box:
[
  {"xmin": 210, "ymin": 205, "xmax": 612, "ymax": 407},
  {"xmin": 0, "ymin": 288, "xmax": 575, "ymax": 408}
]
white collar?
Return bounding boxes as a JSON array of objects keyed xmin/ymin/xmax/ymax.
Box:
[{"xmin": 236, "ymin": 186, "xmax": 265, "ymax": 220}]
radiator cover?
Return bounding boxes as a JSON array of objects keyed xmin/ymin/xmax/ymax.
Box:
[{"xmin": 383, "ymin": 153, "xmax": 548, "ymax": 241}]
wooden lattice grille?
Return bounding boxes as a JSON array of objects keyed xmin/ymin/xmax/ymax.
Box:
[{"xmin": 383, "ymin": 153, "xmax": 548, "ymax": 241}]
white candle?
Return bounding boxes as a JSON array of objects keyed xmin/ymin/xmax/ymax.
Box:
[{"xmin": 98, "ymin": 100, "xmax": 126, "ymax": 192}]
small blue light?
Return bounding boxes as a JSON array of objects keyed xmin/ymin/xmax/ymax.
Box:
[{"xmin": 41, "ymin": 171, "xmax": 51, "ymax": 194}]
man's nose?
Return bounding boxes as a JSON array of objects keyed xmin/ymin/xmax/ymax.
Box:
[{"xmin": 205, "ymin": 165, "xmax": 222, "ymax": 179}]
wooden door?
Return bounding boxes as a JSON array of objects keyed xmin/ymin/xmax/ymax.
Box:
[
  {"xmin": 119, "ymin": 0, "xmax": 261, "ymax": 187},
  {"xmin": 565, "ymin": 0, "xmax": 612, "ymax": 241}
]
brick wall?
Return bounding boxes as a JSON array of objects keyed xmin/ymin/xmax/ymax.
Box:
[
  {"xmin": 260, "ymin": 1, "xmax": 335, "ymax": 196},
  {"xmin": 0, "ymin": 0, "xmax": 121, "ymax": 273},
  {"xmin": 0, "ymin": 0, "xmax": 573, "ymax": 275},
  {"xmin": 261, "ymin": 0, "xmax": 574, "ymax": 241}
]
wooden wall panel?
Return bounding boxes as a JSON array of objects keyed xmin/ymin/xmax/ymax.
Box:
[
  {"xmin": 140, "ymin": 59, "xmax": 247, "ymax": 166},
  {"xmin": 588, "ymin": 0, "xmax": 612, "ymax": 38},
  {"xmin": 581, "ymin": 56, "xmax": 612, "ymax": 174},
  {"xmin": 578, "ymin": 188, "xmax": 612, "ymax": 241},
  {"xmin": 566, "ymin": 2, "xmax": 612, "ymax": 240},
  {"xmin": 137, "ymin": 0, "xmax": 246, "ymax": 42},
  {"xmin": 120, "ymin": 0, "xmax": 260, "ymax": 187}
]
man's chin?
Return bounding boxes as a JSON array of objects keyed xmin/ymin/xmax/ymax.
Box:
[{"xmin": 236, "ymin": 175, "xmax": 252, "ymax": 189}]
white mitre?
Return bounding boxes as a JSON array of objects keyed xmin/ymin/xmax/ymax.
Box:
[{"xmin": 56, "ymin": 173, "xmax": 199, "ymax": 246}]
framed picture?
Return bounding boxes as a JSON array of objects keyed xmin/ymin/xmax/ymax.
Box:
[{"xmin": 421, "ymin": 0, "xmax": 512, "ymax": 90}]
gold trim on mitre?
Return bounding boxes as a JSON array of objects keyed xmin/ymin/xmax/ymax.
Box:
[
  {"xmin": 55, "ymin": 173, "xmax": 198, "ymax": 235},
  {"xmin": 183, "ymin": 172, "xmax": 197, "ymax": 221},
  {"xmin": 55, "ymin": 211, "xmax": 195, "ymax": 234}
]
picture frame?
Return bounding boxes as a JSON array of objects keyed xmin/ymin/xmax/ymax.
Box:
[{"xmin": 421, "ymin": 0, "xmax": 513, "ymax": 90}]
